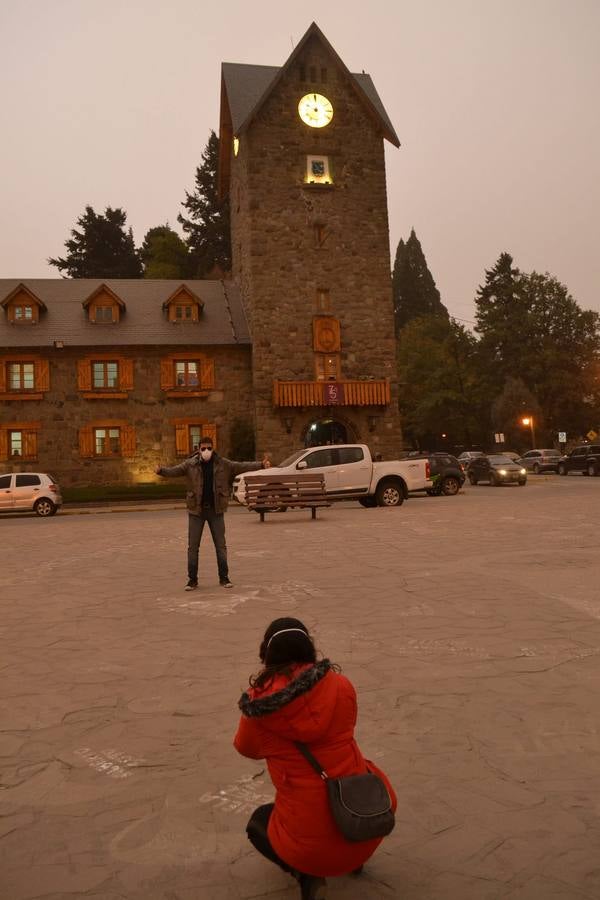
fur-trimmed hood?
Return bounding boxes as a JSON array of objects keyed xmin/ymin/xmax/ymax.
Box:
[{"xmin": 238, "ymin": 659, "xmax": 338, "ymax": 743}]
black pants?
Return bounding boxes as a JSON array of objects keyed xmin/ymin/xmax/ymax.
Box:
[
  {"xmin": 246, "ymin": 804, "xmax": 295, "ymax": 875},
  {"xmin": 187, "ymin": 509, "xmax": 228, "ymax": 581}
]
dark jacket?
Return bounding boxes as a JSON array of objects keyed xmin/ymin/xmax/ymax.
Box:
[
  {"xmin": 158, "ymin": 452, "xmax": 262, "ymax": 514},
  {"xmin": 234, "ymin": 661, "xmax": 397, "ymax": 877}
]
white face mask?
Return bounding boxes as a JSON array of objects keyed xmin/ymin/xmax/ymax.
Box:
[{"xmin": 200, "ymin": 448, "xmax": 213, "ymax": 461}]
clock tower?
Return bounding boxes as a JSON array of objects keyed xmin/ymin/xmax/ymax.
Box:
[{"xmin": 218, "ymin": 22, "xmax": 402, "ymax": 458}]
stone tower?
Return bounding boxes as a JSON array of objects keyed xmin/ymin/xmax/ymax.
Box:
[{"xmin": 218, "ymin": 23, "xmax": 402, "ymax": 459}]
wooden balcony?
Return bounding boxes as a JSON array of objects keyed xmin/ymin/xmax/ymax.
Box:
[{"xmin": 273, "ymin": 379, "xmax": 391, "ymax": 408}]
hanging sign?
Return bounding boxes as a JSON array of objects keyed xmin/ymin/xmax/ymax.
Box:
[{"xmin": 323, "ymin": 382, "xmax": 344, "ymax": 405}]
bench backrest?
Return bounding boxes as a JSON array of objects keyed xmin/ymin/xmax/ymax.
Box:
[{"xmin": 244, "ymin": 472, "xmax": 326, "ymax": 502}]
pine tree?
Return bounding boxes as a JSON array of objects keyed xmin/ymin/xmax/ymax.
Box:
[
  {"xmin": 178, "ymin": 131, "xmax": 231, "ymax": 277},
  {"xmin": 474, "ymin": 252, "xmax": 524, "ymax": 373},
  {"xmin": 48, "ymin": 206, "xmax": 142, "ymax": 278},
  {"xmin": 392, "ymin": 229, "xmax": 447, "ymax": 331},
  {"xmin": 140, "ymin": 225, "xmax": 190, "ymax": 278}
]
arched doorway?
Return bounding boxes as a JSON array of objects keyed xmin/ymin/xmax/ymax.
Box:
[{"xmin": 304, "ymin": 417, "xmax": 356, "ymax": 447}]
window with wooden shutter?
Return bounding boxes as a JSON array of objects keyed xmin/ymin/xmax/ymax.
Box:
[
  {"xmin": 0, "ymin": 429, "xmax": 7, "ymax": 460},
  {"xmin": 175, "ymin": 423, "xmax": 189, "ymax": 455},
  {"xmin": 78, "ymin": 425, "xmax": 95, "ymax": 458},
  {"xmin": 161, "ymin": 358, "xmax": 175, "ymax": 390},
  {"xmin": 161, "ymin": 354, "xmax": 215, "ymax": 396},
  {"xmin": 171, "ymin": 419, "xmax": 217, "ymax": 456},
  {"xmin": 22, "ymin": 431, "xmax": 38, "ymax": 460},
  {"xmin": 0, "ymin": 357, "xmax": 47, "ymax": 399},
  {"xmin": 0, "ymin": 363, "xmax": 5, "ymax": 393},
  {"xmin": 200, "ymin": 359, "xmax": 215, "ymax": 389},
  {"xmin": 120, "ymin": 424, "xmax": 136, "ymax": 457}
]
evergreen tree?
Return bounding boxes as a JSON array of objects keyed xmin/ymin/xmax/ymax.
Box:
[
  {"xmin": 140, "ymin": 225, "xmax": 190, "ymax": 278},
  {"xmin": 178, "ymin": 130, "xmax": 231, "ymax": 277},
  {"xmin": 474, "ymin": 252, "xmax": 524, "ymax": 375},
  {"xmin": 392, "ymin": 229, "xmax": 448, "ymax": 331},
  {"xmin": 48, "ymin": 206, "xmax": 142, "ymax": 278}
]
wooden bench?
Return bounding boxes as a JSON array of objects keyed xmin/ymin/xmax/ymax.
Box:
[{"xmin": 244, "ymin": 472, "xmax": 331, "ymax": 522}]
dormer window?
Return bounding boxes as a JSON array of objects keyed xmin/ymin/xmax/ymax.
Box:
[
  {"xmin": 162, "ymin": 285, "xmax": 203, "ymax": 322},
  {"xmin": 82, "ymin": 284, "xmax": 125, "ymax": 324},
  {"xmin": 1, "ymin": 283, "xmax": 46, "ymax": 324}
]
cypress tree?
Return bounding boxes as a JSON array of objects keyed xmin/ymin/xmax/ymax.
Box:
[{"xmin": 393, "ymin": 229, "xmax": 447, "ymax": 331}]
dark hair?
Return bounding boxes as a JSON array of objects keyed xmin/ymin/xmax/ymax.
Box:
[
  {"xmin": 250, "ymin": 617, "xmax": 317, "ymax": 689},
  {"xmin": 199, "ymin": 435, "xmax": 214, "ymax": 446}
]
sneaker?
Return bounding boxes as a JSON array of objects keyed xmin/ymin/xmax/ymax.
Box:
[
  {"xmin": 220, "ymin": 577, "xmax": 233, "ymax": 589},
  {"xmin": 185, "ymin": 580, "xmax": 198, "ymax": 591}
]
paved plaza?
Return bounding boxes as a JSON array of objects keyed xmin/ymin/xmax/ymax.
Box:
[{"xmin": 1, "ymin": 478, "xmax": 600, "ymax": 900}]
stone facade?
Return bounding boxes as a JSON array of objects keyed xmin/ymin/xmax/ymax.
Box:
[
  {"xmin": 0, "ymin": 345, "xmax": 253, "ymax": 486},
  {"xmin": 228, "ymin": 28, "xmax": 402, "ymax": 461}
]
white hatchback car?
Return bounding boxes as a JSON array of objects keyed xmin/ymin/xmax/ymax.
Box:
[{"xmin": 0, "ymin": 472, "xmax": 62, "ymax": 516}]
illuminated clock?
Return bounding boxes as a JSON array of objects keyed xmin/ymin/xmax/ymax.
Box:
[{"xmin": 298, "ymin": 93, "xmax": 334, "ymax": 128}]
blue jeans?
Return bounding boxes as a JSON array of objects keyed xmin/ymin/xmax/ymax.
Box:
[{"xmin": 187, "ymin": 509, "xmax": 228, "ymax": 582}]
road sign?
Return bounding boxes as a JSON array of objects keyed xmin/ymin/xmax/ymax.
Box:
[
  {"xmin": 558, "ymin": 432, "xmax": 567, "ymax": 443},
  {"xmin": 587, "ymin": 429, "xmax": 598, "ymax": 441}
]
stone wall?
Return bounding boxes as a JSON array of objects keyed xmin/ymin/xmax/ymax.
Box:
[
  {"xmin": 228, "ymin": 33, "xmax": 402, "ymax": 462},
  {"xmin": 0, "ymin": 345, "xmax": 254, "ymax": 487}
]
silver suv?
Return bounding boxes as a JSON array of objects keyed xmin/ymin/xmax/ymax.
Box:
[
  {"xmin": 0, "ymin": 472, "xmax": 62, "ymax": 516},
  {"xmin": 518, "ymin": 449, "xmax": 561, "ymax": 474}
]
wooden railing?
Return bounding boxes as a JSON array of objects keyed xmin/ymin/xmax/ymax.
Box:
[{"xmin": 273, "ymin": 379, "xmax": 391, "ymax": 407}]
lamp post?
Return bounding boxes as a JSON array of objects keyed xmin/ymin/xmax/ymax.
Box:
[{"xmin": 521, "ymin": 416, "xmax": 536, "ymax": 449}]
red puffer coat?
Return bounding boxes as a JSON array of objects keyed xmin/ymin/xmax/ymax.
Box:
[{"xmin": 234, "ymin": 660, "xmax": 396, "ymax": 877}]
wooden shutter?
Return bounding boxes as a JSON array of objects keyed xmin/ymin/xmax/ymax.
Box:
[
  {"xmin": 160, "ymin": 357, "xmax": 175, "ymax": 390},
  {"xmin": 119, "ymin": 358, "xmax": 134, "ymax": 391},
  {"xmin": 77, "ymin": 359, "xmax": 92, "ymax": 391},
  {"xmin": 200, "ymin": 358, "xmax": 215, "ymax": 389},
  {"xmin": 0, "ymin": 362, "xmax": 6, "ymax": 393},
  {"xmin": 175, "ymin": 423, "xmax": 189, "ymax": 456},
  {"xmin": 78, "ymin": 425, "xmax": 94, "ymax": 458},
  {"xmin": 35, "ymin": 359, "xmax": 50, "ymax": 391},
  {"xmin": 23, "ymin": 431, "xmax": 38, "ymax": 460},
  {"xmin": 120, "ymin": 424, "xmax": 136, "ymax": 457},
  {"xmin": 0, "ymin": 429, "xmax": 7, "ymax": 460},
  {"xmin": 203, "ymin": 423, "xmax": 218, "ymax": 449}
]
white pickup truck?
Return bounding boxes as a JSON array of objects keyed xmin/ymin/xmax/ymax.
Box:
[{"xmin": 233, "ymin": 444, "xmax": 431, "ymax": 508}]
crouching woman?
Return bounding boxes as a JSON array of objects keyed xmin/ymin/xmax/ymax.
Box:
[{"xmin": 233, "ymin": 617, "xmax": 397, "ymax": 900}]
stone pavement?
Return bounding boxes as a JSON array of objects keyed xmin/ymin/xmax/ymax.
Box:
[{"xmin": 1, "ymin": 478, "xmax": 600, "ymax": 900}]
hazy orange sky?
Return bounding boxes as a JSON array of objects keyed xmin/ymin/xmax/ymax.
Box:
[{"xmin": 1, "ymin": 0, "xmax": 598, "ymax": 323}]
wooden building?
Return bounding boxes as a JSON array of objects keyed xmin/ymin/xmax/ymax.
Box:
[{"xmin": 0, "ymin": 23, "xmax": 402, "ymax": 487}]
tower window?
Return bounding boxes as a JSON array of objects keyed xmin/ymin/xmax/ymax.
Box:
[
  {"xmin": 316, "ymin": 289, "xmax": 331, "ymax": 312},
  {"xmin": 314, "ymin": 224, "xmax": 329, "ymax": 249},
  {"xmin": 309, "ymin": 65, "xmax": 317, "ymax": 82},
  {"xmin": 315, "ymin": 353, "xmax": 340, "ymax": 381}
]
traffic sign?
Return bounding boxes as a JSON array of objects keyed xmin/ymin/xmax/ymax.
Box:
[
  {"xmin": 558, "ymin": 432, "xmax": 567, "ymax": 443},
  {"xmin": 587, "ymin": 429, "xmax": 598, "ymax": 441}
]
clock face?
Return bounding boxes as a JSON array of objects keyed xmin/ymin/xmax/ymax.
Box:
[{"xmin": 298, "ymin": 93, "xmax": 334, "ymax": 128}]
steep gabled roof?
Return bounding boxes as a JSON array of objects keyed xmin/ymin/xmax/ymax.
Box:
[
  {"xmin": 0, "ymin": 282, "xmax": 47, "ymax": 311},
  {"xmin": 162, "ymin": 283, "xmax": 205, "ymax": 311},
  {"xmin": 82, "ymin": 283, "xmax": 126, "ymax": 310},
  {"xmin": 221, "ymin": 22, "xmax": 400, "ymax": 146}
]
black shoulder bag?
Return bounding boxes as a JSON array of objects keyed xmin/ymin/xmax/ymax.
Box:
[{"xmin": 295, "ymin": 742, "xmax": 395, "ymax": 842}]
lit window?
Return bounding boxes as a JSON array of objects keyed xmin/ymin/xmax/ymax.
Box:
[
  {"xmin": 9, "ymin": 431, "xmax": 22, "ymax": 456},
  {"xmin": 175, "ymin": 361, "xmax": 199, "ymax": 387},
  {"xmin": 95, "ymin": 306, "xmax": 114, "ymax": 323},
  {"xmin": 94, "ymin": 427, "xmax": 120, "ymax": 456},
  {"xmin": 315, "ymin": 354, "xmax": 339, "ymax": 381},
  {"xmin": 8, "ymin": 362, "xmax": 35, "ymax": 390},
  {"xmin": 93, "ymin": 361, "xmax": 119, "ymax": 389}
]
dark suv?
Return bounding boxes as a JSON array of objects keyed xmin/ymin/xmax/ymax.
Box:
[
  {"xmin": 557, "ymin": 444, "xmax": 600, "ymax": 477},
  {"xmin": 408, "ymin": 453, "xmax": 465, "ymax": 496}
]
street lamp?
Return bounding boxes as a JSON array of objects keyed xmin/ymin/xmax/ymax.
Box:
[{"xmin": 521, "ymin": 416, "xmax": 536, "ymax": 449}]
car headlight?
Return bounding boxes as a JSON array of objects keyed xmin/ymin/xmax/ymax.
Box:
[
  {"xmin": 520, "ymin": 468, "xmax": 526, "ymax": 475},
  {"xmin": 498, "ymin": 469, "xmax": 507, "ymax": 475}
]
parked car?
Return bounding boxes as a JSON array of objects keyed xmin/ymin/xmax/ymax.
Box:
[
  {"xmin": 0, "ymin": 472, "xmax": 62, "ymax": 516},
  {"xmin": 519, "ymin": 449, "xmax": 561, "ymax": 474},
  {"xmin": 557, "ymin": 444, "xmax": 600, "ymax": 477},
  {"xmin": 457, "ymin": 451, "xmax": 485, "ymax": 469},
  {"xmin": 502, "ymin": 451, "xmax": 522, "ymax": 463},
  {"xmin": 233, "ymin": 444, "xmax": 432, "ymax": 508},
  {"xmin": 408, "ymin": 453, "xmax": 465, "ymax": 496},
  {"xmin": 467, "ymin": 455, "xmax": 527, "ymax": 486}
]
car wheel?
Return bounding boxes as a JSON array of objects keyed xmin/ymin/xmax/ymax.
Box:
[
  {"xmin": 558, "ymin": 464, "xmax": 567, "ymax": 476},
  {"xmin": 34, "ymin": 498, "xmax": 56, "ymax": 517},
  {"xmin": 588, "ymin": 463, "xmax": 597, "ymax": 477},
  {"xmin": 468, "ymin": 472, "xmax": 478, "ymax": 485},
  {"xmin": 441, "ymin": 476, "xmax": 461, "ymax": 496},
  {"xmin": 489, "ymin": 473, "xmax": 498, "ymax": 486},
  {"xmin": 518, "ymin": 479, "xmax": 527, "ymax": 486},
  {"xmin": 533, "ymin": 463, "xmax": 540, "ymax": 474},
  {"xmin": 375, "ymin": 479, "xmax": 404, "ymax": 507},
  {"xmin": 359, "ymin": 497, "xmax": 377, "ymax": 508}
]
